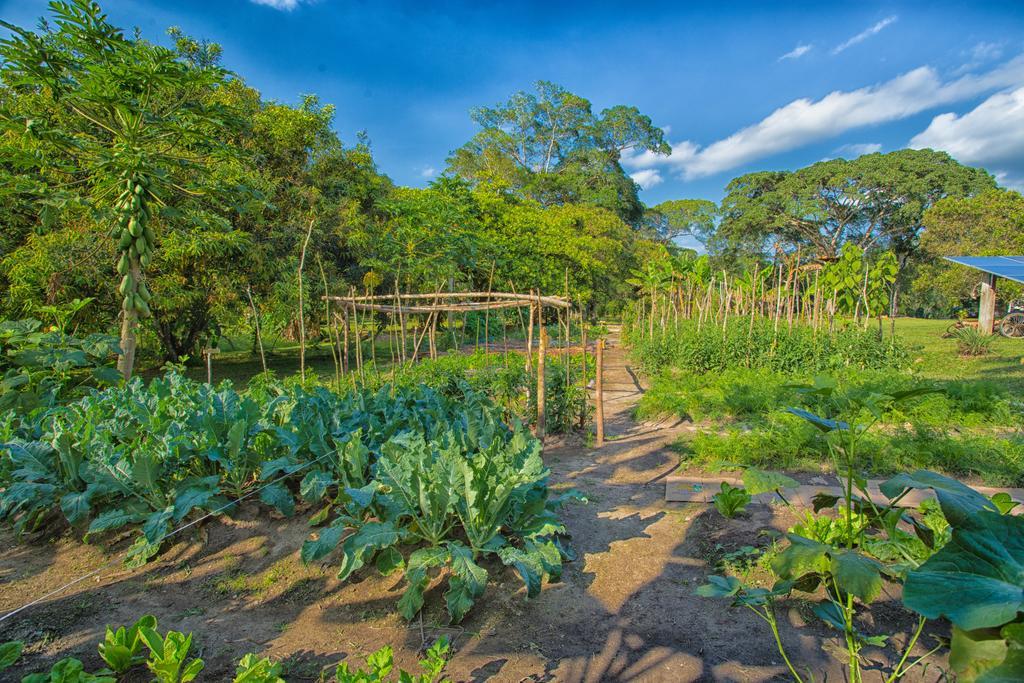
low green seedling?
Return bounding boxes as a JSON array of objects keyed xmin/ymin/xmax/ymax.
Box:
[
  {"xmin": 139, "ymin": 627, "xmax": 204, "ymax": 683},
  {"xmin": 712, "ymin": 482, "xmax": 751, "ymax": 518},
  {"xmin": 334, "ymin": 637, "xmax": 450, "ymax": 683},
  {"xmin": 98, "ymin": 614, "xmax": 156, "ymax": 674},
  {"xmin": 233, "ymin": 653, "xmax": 285, "ymax": 683}
]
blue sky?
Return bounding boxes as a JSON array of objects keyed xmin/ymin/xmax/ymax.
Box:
[{"xmin": 4, "ymin": 0, "xmax": 1024, "ymax": 206}]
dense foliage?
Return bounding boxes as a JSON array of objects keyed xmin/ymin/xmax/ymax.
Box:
[{"xmin": 698, "ymin": 384, "xmax": 1024, "ymax": 682}]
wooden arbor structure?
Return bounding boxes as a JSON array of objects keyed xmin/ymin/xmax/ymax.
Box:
[{"xmin": 323, "ymin": 290, "xmax": 578, "ymax": 438}]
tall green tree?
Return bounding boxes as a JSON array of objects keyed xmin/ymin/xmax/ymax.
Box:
[
  {"xmin": 909, "ymin": 188, "xmax": 1024, "ymax": 315},
  {"xmin": 716, "ymin": 150, "xmax": 995, "ymax": 263},
  {"xmin": 0, "ymin": 0, "xmax": 240, "ymax": 378},
  {"xmin": 447, "ymin": 81, "xmax": 669, "ymax": 224},
  {"xmin": 648, "ymin": 199, "xmax": 718, "ymax": 242}
]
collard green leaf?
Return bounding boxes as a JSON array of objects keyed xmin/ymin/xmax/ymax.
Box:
[
  {"xmin": 299, "ymin": 471, "xmax": 333, "ymax": 503},
  {"xmin": 398, "ymin": 568, "xmax": 430, "ymax": 622},
  {"xmin": 337, "ymin": 521, "xmax": 399, "ymax": 581},
  {"xmin": 259, "ymin": 483, "xmax": 294, "ymax": 517},
  {"xmin": 446, "ymin": 542, "xmax": 488, "ymax": 623},
  {"xmin": 498, "ymin": 545, "xmax": 544, "ymax": 598},
  {"xmin": 300, "ymin": 521, "xmax": 347, "ymax": 564},
  {"xmin": 375, "ymin": 547, "xmax": 405, "ymax": 576},
  {"xmin": 60, "ymin": 489, "xmax": 92, "ymax": 524},
  {"xmin": 172, "ymin": 476, "xmax": 221, "ymax": 521},
  {"xmin": 86, "ymin": 508, "xmax": 145, "ymax": 538},
  {"xmin": 950, "ymin": 626, "xmax": 1010, "ymax": 681},
  {"xmin": 142, "ymin": 506, "xmax": 174, "ymax": 544},
  {"xmin": 903, "ymin": 511, "xmax": 1024, "ymax": 632}
]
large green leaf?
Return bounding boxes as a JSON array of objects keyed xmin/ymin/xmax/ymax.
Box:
[
  {"xmin": 172, "ymin": 476, "xmax": 220, "ymax": 521},
  {"xmin": 397, "ymin": 546, "xmax": 450, "ymax": 621},
  {"xmin": 830, "ymin": 550, "xmax": 884, "ymax": 603},
  {"xmin": 904, "ymin": 511, "xmax": 1024, "ymax": 631},
  {"xmin": 880, "ymin": 469, "xmax": 995, "ymax": 527},
  {"xmin": 300, "ymin": 521, "xmax": 347, "ymax": 564},
  {"xmin": 259, "ymin": 483, "xmax": 294, "ymax": 517},
  {"xmin": 446, "ymin": 543, "xmax": 488, "ymax": 623},
  {"xmin": 742, "ymin": 468, "xmax": 799, "ymax": 496},
  {"xmin": 336, "ymin": 521, "xmax": 399, "ymax": 581},
  {"xmin": 950, "ymin": 626, "xmax": 1010, "ymax": 681},
  {"xmin": 772, "ymin": 534, "xmax": 830, "ymax": 579}
]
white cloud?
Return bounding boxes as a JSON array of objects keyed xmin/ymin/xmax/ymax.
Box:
[
  {"xmin": 420, "ymin": 166, "xmax": 438, "ymax": 179},
  {"xmin": 910, "ymin": 86, "xmax": 1024, "ymax": 185},
  {"xmin": 622, "ymin": 55, "xmax": 1024, "ymax": 181},
  {"xmin": 832, "ymin": 16, "xmax": 897, "ymax": 55},
  {"xmin": 835, "ymin": 142, "xmax": 883, "ymax": 157},
  {"xmin": 780, "ymin": 44, "xmax": 813, "ymax": 61},
  {"xmin": 250, "ymin": 0, "xmax": 304, "ymax": 10},
  {"xmin": 630, "ymin": 169, "xmax": 664, "ymax": 190},
  {"xmin": 954, "ymin": 41, "xmax": 1005, "ymax": 76}
]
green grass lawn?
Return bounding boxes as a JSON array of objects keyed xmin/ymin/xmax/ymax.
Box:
[{"xmin": 894, "ymin": 318, "xmax": 1024, "ymax": 392}]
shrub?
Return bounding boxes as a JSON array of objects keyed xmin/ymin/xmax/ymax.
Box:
[{"xmin": 953, "ymin": 326, "xmax": 994, "ymax": 356}]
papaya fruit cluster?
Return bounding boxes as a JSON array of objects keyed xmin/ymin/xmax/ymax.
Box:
[{"xmin": 114, "ymin": 175, "xmax": 154, "ymax": 317}]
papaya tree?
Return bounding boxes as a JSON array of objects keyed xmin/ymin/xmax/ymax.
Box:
[{"xmin": 0, "ymin": 0, "xmax": 239, "ymax": 378}]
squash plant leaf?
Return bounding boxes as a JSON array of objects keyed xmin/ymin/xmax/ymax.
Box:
[
  {"xmin": 786, "ymin": 408, "xmax": 848, "ymax": 432},
  {"xmin": 742, "ymin": 468, "xmax": 799, "ymax": 496},
  {"xmin": 830, "ymin": 550, "xmax": 884, "ymax": 603},
  {"xmin": 880, "ymin": 469, "xmax": 996, "ymax": 527},
  {"xmin": 903, "ymin": 511, "xmax": 1024, "ymax": 632}
]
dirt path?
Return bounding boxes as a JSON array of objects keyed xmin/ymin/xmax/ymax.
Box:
[{"xmin": 0, "ymin": 329, "xmax": 941, "ymax": 682}]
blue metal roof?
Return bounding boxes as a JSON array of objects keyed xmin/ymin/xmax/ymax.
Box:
[{"xmin": 944, "ymin": 256, "xmax": 1024, "ymax": 284}]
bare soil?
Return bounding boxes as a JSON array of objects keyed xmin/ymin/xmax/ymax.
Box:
[{"xmin": 0, "ymin": 332, "xmax": 947, "ymax": 681}]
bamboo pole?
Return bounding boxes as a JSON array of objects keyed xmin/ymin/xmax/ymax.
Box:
[
  {"xmin": 595, "ymin": 338, "xmax": 604, "ymax": 448},
  {"xmin": 297, "ymin": 217, "xmax": 315, "ymax": 382},
  {"xmin": 245, "ymin": 285, "xmax": 268, "ymax": 377},
  {"xmin": 317, "ymin": 255, "xmax": 340, "ymax": 390},
  {"xmin": 536, "ymin": 325, "xmax": 547, "ymax": 441},
  {"xmin": 526, "ymin": 296, "xmax": 535, "ymax": 374},
  {"xmin": 580, "ymin": 315, "xmax": 588, "ymax": 429},
  {"xmin": 327, "ymin": 291, "xmax": 570, "ymax": 308}
]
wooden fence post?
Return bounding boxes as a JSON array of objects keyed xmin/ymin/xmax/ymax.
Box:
[
  {"xmin": 536, "ymin": 325, "xmax": 547, "ymax": 441},
  {"xmin": 595, "ymin": 338, "xmax": 604, "ymax": 447}
]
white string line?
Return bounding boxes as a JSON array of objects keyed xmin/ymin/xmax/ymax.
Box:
[{"xmin": 0, "ymin": 447, "xmax": 340, "ymax": 628}]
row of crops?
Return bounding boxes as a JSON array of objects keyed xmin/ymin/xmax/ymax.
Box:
[{"xmin": 1, "ymin": 361, "xmax": 583, "ymax": 627}]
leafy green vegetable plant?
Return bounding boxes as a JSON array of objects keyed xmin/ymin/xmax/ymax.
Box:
[
  {"xmin": 712, "ymin": 482, "xmax": 750, "ymax": 518},
  {"xmin": 98, "ymin": 614, "xmax": 157, "ymax": 674},
  {"xmin": 139, "ymin": 627, "xmax": 204, "ymax": 683},
  {"xmin": 333, "ymin": 638, "xmax": 450, "ymax": 683}
]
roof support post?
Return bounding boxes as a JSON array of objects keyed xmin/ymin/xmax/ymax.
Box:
[{"xmin": 979, "ymin": 273, "xmax": 997, "ymax": 336}]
